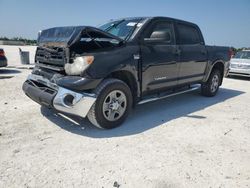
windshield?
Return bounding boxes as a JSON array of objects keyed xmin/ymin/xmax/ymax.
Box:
[
  {"xmin": 233, "ymin": 51, "xmax": 250, "ymax": 59},
  {"xmin": 99, "ymin": 18, "xmax": 143, "ymax": 40}
]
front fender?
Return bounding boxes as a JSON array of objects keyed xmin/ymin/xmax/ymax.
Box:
[
  {"xmin": 86, "ymin": 44, "xmax": 140, "ymax": 79},
  {"xmin": 56, "ymin": 76, "xmax": 102, "ymax": 92}
]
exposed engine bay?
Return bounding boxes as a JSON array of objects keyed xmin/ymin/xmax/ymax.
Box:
[{"xmin": 35, "ymin": 26, "xmax": 124, "ymax": 76}]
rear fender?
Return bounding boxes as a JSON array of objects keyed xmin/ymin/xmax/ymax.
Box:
[{"xmin": 203, "ymin": 60, "xmax": 225, "ymax": 85}]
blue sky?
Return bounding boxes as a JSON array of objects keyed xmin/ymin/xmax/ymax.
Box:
[{"xmin": 0, "ymin": 0, "xmax": 249, "ymax": 47}]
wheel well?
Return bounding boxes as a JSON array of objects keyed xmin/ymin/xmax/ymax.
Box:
[
  {"xmin": 212, "ymin": 61, "xmax": 224, "ymax": 85},
  {"xmin": 107, "ymin": 71, "xmax": 138, "ymax": 105}
]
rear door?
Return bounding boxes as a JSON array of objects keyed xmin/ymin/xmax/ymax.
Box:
[
  {"xmin": 140, "ymin": 20, "xmax": 178, "ymax": 95},
  {"xmin": 175, "ymin": 22, "xmax": 207, "ymax": 84}
]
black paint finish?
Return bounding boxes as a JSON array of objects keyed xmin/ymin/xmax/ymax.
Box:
[{"xmin": 31, "ymin": 17, "xmax": 230, "ymax": 102}]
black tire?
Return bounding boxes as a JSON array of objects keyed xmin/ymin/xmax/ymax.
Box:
[
  {"xmin": 201, "ymin": 69, "xmax": 221, "ymax": 97},
  {"xmin": 87, "ymin": 78, "xmax": 132, "ymax": 129}
]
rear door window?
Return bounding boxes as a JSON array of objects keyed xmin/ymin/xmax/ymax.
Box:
[{"xmin": 177, "ymin": 23, "xmax": 201, "ymax": 45}]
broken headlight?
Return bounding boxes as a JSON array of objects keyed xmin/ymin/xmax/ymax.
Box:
[{"xmin": 64, "ymin": 56, "xmax": 94, "ymax": 76}]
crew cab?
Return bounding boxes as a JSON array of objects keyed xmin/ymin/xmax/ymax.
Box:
[{"xmin": 23, "ymin": 17, "xmax": 230, "ymax": 129}]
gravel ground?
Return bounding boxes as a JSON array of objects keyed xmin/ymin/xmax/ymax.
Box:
[{"xmin": 0, "ymin": 46, "xmax": 250, "ymax": 188}]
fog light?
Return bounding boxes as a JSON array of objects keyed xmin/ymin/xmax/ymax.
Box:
[{"xmin": 63, "ymin": 94, "xmax": 75, "ymax": 107}]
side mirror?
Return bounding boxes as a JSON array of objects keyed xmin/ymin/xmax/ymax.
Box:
[{"xmin": 144, "ymin": 31, "xmax": 171, "ymax": 42}]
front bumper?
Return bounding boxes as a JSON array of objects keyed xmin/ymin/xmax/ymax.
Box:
[
  {"xmin": 22, "ymin": 74, "xmax": 96, "ymax": 118},
  {"xmin": 228, "ymin": 67, "xmax": 250, "ymax": 77}
]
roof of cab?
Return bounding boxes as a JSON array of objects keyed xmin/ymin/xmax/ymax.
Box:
[{"xmin": 116, "ymin": 16, "xmax": 197, "ymax": 26}]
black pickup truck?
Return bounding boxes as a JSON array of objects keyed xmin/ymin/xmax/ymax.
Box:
[{"xmin": 23, "ymin": 17, "xmax": 230, "ymax": 129}]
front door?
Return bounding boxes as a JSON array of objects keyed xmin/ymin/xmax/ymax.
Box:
[{"xmin": 141, "ymin": 20, "xmax": 178, "ymax": 95}]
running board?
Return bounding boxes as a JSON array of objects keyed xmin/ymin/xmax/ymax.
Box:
[{"xmin": 138, "ymin": 85, "xmax": 200, "ymax": 105}]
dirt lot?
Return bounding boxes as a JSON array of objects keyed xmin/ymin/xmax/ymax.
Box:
[{"xmin": 0, "ymin": 46, "xmax": 250, "ymax": 188}]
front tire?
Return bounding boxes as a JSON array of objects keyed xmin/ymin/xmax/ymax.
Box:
[
  {"xmin": 87, "ymin": 78, "xmax": 132, "ymax": 129},
  {"xmin": 201, "ymin": 69, "xmax": 221, "ymax": 97}
]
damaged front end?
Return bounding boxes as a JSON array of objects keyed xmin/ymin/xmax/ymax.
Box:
[
  {"xmin": 22, "ymin": 74, "xmax": 96, "ymax": 117},
  {"xmin": 23, "ymin": 26, "xmax": 123, "ymax": 117},
  {"xmin": 35, "ymin": 26, "xmax": 123, "ymax": 75}
]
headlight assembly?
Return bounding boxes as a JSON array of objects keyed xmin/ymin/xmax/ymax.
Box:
[{"xmin": 64, "ymin": 56, "xmax": 94, "ymax": 76}]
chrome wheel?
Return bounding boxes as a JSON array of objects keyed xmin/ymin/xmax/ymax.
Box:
[
  {"xmin": 211, "ymin": 74, "xmax": 219, "ymax": 93},
  {"xmin": 102, "ymin": 90, "xmax": 127, "ymax": 121}
]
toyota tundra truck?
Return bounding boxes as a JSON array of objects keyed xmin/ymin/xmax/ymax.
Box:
[{"xmin": 22, "ymin": 17, "xmax": 231, "ymax": 129}]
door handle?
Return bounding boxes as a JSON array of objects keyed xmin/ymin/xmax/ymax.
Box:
[
  {"xmin": 201, "ymin": 50, "xmax": 207, "ymax": 55},
  {"xmin": 174, "ymin": 49, "xmax": 181, "ymax": 56}
]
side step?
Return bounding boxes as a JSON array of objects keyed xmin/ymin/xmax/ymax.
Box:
[{"xmin": 138, "ymin": 84, "xmax": 200, "ymax": 105}]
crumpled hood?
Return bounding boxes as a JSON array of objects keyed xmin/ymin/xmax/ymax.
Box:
[{"xmin": 37, "ymin": 26, "xmax": 123, "ymax": 47}]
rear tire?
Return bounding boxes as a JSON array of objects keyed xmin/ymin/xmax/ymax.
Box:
[
  {"xmin": 87, "ymin": 78, "xmax": 132, "ymax": 129},
  {"xmin": 201, "ymin": 69, "xmax": 221, "ymax": 97}
]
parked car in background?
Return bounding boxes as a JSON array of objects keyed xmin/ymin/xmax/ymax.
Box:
[
  {"xmin": 228, "ymin": 50, "xmax": 250, "ymax": 77},
  {"xmin": 0, "ymin": 48, "xmax": 8, "ymax": 67}
]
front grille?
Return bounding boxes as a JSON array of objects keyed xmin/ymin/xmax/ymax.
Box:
[
  {"xmin": 230, "ymin": 63, "xmax": 250, "ymax": 69},
  {"xmin": 35, "ymin": 47, "xmax": 66, "ymax": 67}
]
